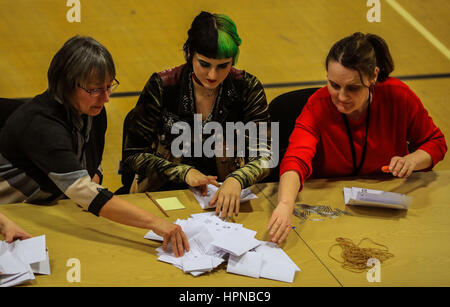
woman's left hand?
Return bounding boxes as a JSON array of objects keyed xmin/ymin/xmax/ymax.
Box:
[
  {"xmin": 388, "ymin": 155, "xmax": 417, "ymax": 178},
  {"xmin": 209, "ymin": 177, "xmax": 242, "ymax": 220},
  {"xmin": 0, "ymin": 214, "xmax": 33, "ymax": 243}
]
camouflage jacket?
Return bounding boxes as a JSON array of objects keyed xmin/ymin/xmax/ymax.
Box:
[{"xmin": 122, "ymin": 64, "xmax": 271, "ymax": 191}]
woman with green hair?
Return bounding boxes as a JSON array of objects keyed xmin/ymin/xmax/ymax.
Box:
[{"xmin": 122, "ymin": 11, "xmax": 271, "ymax": 220}]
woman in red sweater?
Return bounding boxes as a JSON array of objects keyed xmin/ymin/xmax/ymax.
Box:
[{"xmin": 268, "ymin": 32, "xmax": 447, "ymax": 244}]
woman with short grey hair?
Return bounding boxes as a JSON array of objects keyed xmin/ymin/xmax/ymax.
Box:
[{"xmin": 0, "ymin": 36, "xmax": 189, "ymax": 257}]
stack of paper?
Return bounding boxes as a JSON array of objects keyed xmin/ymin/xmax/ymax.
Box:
[
  {"xmin": 344, "ymin": 187, "xmax": 412, "ymax": 209},
  {"xmin": 189, "ymin": 184, "xmax": 258, "ymax": 209},
  {"xmin": 0, "ymin": 235, "xmax": 51, "ymax": 287},
  {"xmin": 145, "ymin": 213, "xmax": 300, "ymax": 283}
]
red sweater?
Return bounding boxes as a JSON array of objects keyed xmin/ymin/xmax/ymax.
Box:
[{"xmin": 280, "ymin": 77, "xmax": 447, "ymax": 188}]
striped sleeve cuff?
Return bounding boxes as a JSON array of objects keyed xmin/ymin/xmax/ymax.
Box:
[{"xmin": 48, "ymin": 171, "xmax": 113, "ymax": 216}]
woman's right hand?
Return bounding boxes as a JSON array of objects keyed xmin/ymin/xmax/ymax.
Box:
[
  {"xmin": 185, "ymin": 168, "xmax": 220, "ymax": 195},
  {"xmin": 267, "ymin": 171, "xmax": 300, "ymax": 245},
  {"xmin": 267, "ymin": 201, "xmax": 293, "ymax": 244},
  {"xmin": 150, "ymin": 217, "xmax": 190, "ymax": 257}
]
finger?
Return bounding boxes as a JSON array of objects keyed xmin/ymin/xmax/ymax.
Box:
[
  {"xmin": 210, "ymin": 190, "xmax": 219, "ymax": 207},
  {"xmin": 210, "ymin": 180, "xmax": 221, "ymax": 188},
  {"xmin": 404, "ymin": 167, "xmax": 414, "ymax": 178},
  {"xmin": 180, "ymin": 230, "xmax": 190, "ymax": 252},
  {"xmin": 171, "ymin": 233, "xmax": 179, "ymax": 257},
  {"xmin": 269, "ymin": 220, "xmax": 281, "ymax": 241},
  {"xmin": 215, "ymin": 193, "xmax": 225, "ymax": 216},
  {"xmin": 391, "ymin": 159, "xmax": 405, "ymax": 177},
  {"xmin": 278, "ymin": 225, "xmax": 292, "ymax": 244},
  {"xmin": 197, "ymin": 175, "xmax": 217, "ymax": 187},
  {"xmin": 216, "ymin": 194, "xmax": 228, "ymax": 219},
  {"xmin": 196, "ymin": 177, "xmax": 211, "ymax": 186},
  {"xmin": 226, "ymin": 196, "xmax": 236, "ymax": 220},
  {"xmin": 201, "ymin": 184, "xmax": 208, "ymax": 196},
  {"xmin": 176, "ymin": 231, "xmax": 184, "ymax": 257},
  {"xmin": 220, "ymin": 195, "xmax": 231, "ymax": 220},
  {"xmin": 273, "ymin": 221, "xmax": 286, "ymax": 243},
  {"xmin": 397, "ymin": 162, "xmax": 410, "ymax": 178},
  {"xmin": 389, "ymin": 157, "xmax": 400, "ymax": 173},
  {"xmin": 267, "ymin": 213, "xmax": 278, "ymax": 230},
  {"xmin": 5, "ymin": 233, "xmax": 13, "ymax": 243},
  {"xmin": 162, "ymin": 236, "xmax": 169, "ymax": 251},
  {"xmin": 234, "ymin": 198, "xmax": 240, "ymax": 217}
]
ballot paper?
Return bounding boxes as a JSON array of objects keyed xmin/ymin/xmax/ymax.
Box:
[
  {"xmin": 189, "ymin": 184, "xmax": 258, "ymax": 209},
  {"xmin": 144, "ymin": 212, "xmax": 300, "ymax": 283},
  {"xmin": 344, "ymin": 187, "xmax": 412, "ymax": 209},
  {"xmin": 0, "ymin": 235, "xmax": 50, "ymax": 287}
]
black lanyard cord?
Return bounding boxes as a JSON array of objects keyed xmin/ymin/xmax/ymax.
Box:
[{"xmin": 342, "ymin": 90, "xmax": 371, "ymax": 176}]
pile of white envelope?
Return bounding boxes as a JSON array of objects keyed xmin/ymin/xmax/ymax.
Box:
[
  {"xmin": 145, "ymin": 212, "xmax": 300, "ymax": 283},
  {"xmin": 344, "ymin": 187, "xmax": 412, "ymax": 209},
  {"xmin": 0, "ymin": 235, "xmax": 50, "ymax": 287}
]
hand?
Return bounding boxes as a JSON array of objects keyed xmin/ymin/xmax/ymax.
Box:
[
  {"xmin": 0, "ymin": 214, "xmax": 33, "ymax": 243},
  {"xmin": 267, "ymin": 202, "xmax": 293, "ymax": 244},
  {"xmin": 92, "ymin": 173, "xmax": 101, "ymax": 184},
  {"xmin": 150, "ymin": 217, "xmax": 190, "ymax": 257},
  {"xmin": 388, "ymin": 155, "xmax": 417, "ymax": 178},
  {"xmin": 185, "ymin": 169, "xmax": 220, "ymax": 196},
  {"xmin": 210, "ymin": 177, "xmax": 242, "ymax": 220}
]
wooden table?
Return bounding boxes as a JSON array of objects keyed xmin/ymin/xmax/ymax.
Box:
[
  {"xmin": 4, "ymin": 171, "xmax": 448, "ymax": 287},
  {"xmin": 1, "ymin": 186, "xmax": 339, "ymax": 287},
  {"xmin": 257, "ymin": 170, "xmax": 450, "ymax": 286}
]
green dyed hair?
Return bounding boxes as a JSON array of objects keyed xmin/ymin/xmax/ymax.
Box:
[
  {"xmin": 183, "ymin": 11, "xmax": 242, "ymax": 65},
  {"xmin": 215, "ymin": 14, "xmax": 242, "ymax": 64}
]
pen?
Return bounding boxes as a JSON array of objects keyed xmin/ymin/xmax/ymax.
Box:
[
  {"xmin": 145, "ymin": 192, "xmax": 169, "ymax": 217},
  {"xmin": 381, "ymin": 165, "xmax": 390, "ymax": 173}
]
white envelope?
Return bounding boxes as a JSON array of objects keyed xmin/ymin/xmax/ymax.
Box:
[
  {"xmin": 259, "ymin": 259, "xmax": 296, "ymax": 283},
  {"xmin": 211, "ymin": 232, "xmax": 261, "ymax": 257},
  {"xmin": 190, "ymin": 184, "xmax": 258, "ymax": 209},
  {"xmin": 227, "ymin": 251, "xmax": 263, "ymax": 279},
  {"xmin": 344, "ymin": 187, "xmax": 412, "ymax": 209}
]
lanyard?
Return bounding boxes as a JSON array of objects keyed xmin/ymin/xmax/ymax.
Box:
[{"xmin": 342, "ymin": 91, "xmax": 371, "ymax": 176}]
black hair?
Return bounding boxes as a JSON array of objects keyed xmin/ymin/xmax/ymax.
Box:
[{"xmin": 326, "ymin": 32, "xmax": 394, "ymax": 83}]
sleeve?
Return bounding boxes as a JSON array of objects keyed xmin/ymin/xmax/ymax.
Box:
[
  {"xmin": 404, "ymin": 88, "xmax": 447, "ymax": 167},
  {"xmin": 21, "ymin": 114, "xmax": 112, "ymax": 216},
  {"xmin": 224, "ymin": 75, "xmax": 272, "ymax": 188},
  {"xmin": 279, "ymin": 97, "xmax": 321, "ymax": 190},
  {"xmin": 95, "ymin": 164, "xmax": 104, "ymax": 184},
  {"xmin": 122, "ymin": 74, "xmax": 193, "ymax": 185}
]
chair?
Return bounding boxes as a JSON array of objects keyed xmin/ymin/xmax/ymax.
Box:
[
  {"xmin": 115, "ymin": 110, "xmax": 136, "ymax": 194},
  {"xmin": 262, "ymin": 87, "xmax": 320, "ymax": 182},
  {"xmin": 0, "ymin": 98, "xmax": 27, "ymax": 132}
]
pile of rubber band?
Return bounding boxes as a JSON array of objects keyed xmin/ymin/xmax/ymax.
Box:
[{"xmin": 328, "ymin": 237, "xmax": 394, "ymax": 272}]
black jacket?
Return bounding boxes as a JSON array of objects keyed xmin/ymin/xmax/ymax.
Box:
[{"xmin": 0, "ymin": 91, "xmax": 112, "ymax": 215}]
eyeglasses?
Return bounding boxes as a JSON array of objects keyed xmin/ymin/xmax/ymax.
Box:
[{"xmin": 78, "ymin": 79, "xmax": 120, "ymax": 97}]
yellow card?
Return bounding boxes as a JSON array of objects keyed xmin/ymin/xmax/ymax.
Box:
[{"xmin": 155, "ymin": 197, "xmax": 186, "ymax": 211}]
